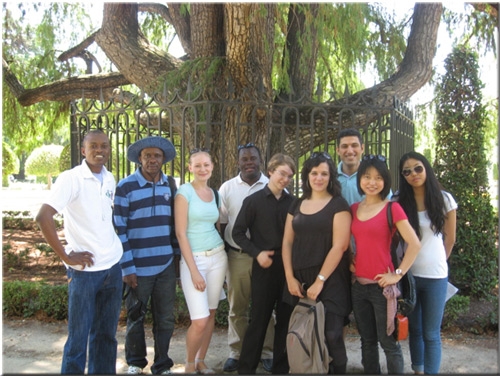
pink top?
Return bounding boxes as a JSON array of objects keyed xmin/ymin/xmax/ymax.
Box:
[{"xmin": 351, "ymin": 201, "xmax": 407, "ymax": 280}]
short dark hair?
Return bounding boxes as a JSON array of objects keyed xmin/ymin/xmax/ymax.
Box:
[
  {"xmin": 82, "ymin": 129, "xmax": 106, "ymax": 147},
  {"xmin": 337, "ymin": 128, "xmax": 363, "ymax": 146},
  {"xmin": 237, "ymin": 143, "xmax": 262, "ymax": 160},
  {"xmin": 356, "ymin": 155, "xmax": 391, "ymax": 199}
]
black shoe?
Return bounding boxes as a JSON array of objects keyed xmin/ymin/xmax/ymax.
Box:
[
  {"xmin": 261, "ymin": 359, "xmax": 273, "ymax": 373},
  {"xmin": 223, "ymin": 358, "xmax": 239, "ymax": 372}
]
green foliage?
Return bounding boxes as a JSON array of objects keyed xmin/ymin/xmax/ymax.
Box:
[
  {"xmin": 433, "ymin": 46, "xmax": 499, "ymax": 298},
  {"xmin": 2, "ymin": 210, "xmax": 60, "ymax": 230},
  {"xmin": 482, "ymin": 295, "xmax": 499, "ymax": 329},
  {"xmin": 59, "ymin": 144, "xmax": 71, "ymax": 173},
  {"xmin": 174, "ymin": 284, "xmax": 190, "ymax": 326},
  {"xmin": 3, "ymin": 243, "xmax": 31, "ymax": 270},
  {"xmin": 3, "ymin": 280, "xmax": 230, "ymax": 326},
  {"xmin": 442, "ymin": 294, "xmax": 470, "ymax": 329},
  {"xmin": 159, "ymin": 56, "xmax": 224, "ymax": 94},
  {"xmin": 2, "ymin": 3, "xmax": 97, "ymax": 160},
  {"xmin": 215, "ymin": 291, "xmax": 230, "ymax": 327},
  {"xmin": 271, "ymin": 3, "xmax": 408, "ymax": 98},
  {"xmin": 443, "ymin": 4, "xmax": 498, "ymax": 57},
  {"xmin": 2, "ymin": 141, "xmax": 19, "ymax": 186},
  {"xmin": 3, "ymin": 281, "xmax": 68, "ymax": 319},
  {"xmin": 25, "ymin": 144, "xmax": 64, "ymax": 180},
  {"xmin": 139, "ymin": 11, "xmax": 177, "ymax": 51}
]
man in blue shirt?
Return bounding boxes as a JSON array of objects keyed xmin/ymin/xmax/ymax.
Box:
[
  {"xmin": 336, "ymin": 128, "xmax": 392, "ymax": 205},
  {"xmin": 114, "ymin": 136, "xmax": 179, "ymax": 375},
  {"xmin": 336, "ymin": 128, "xmax": 365, "ymax": 206}
]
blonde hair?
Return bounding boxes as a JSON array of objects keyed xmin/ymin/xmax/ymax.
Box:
[
  {"xmin": 189, "ymin": 150, "xmax": 212, "ymax": 164},
  {"xmin": 267, "ymin": 153, "xmax": 296, "ymax": 175}
]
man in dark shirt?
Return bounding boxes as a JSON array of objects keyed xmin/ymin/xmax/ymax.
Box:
[{"xmin": 232, "ymin": 153, "xmax": 296, "ymax": 375}]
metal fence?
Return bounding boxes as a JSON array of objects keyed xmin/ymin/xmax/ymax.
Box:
[{"xmin": 70, "ymin": 83, "xmax": 414, "ymax": 193}]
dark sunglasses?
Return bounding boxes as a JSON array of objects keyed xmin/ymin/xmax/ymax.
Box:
[
  {"xmin": 310, "ymin": 151, "xmax": 332, "ymax": 160},
  {"xmin": 237, "ymin": 142, "xmax": 256, "ymax": 150},
  {"xmin": 362, "ymin": 154, "xmax": 386, "ymax": 163},
  {"xmin": 402, "ymin": 165, "xmax": 424, "ymax": 177},
  {"xmin": 190, "ymin": 147, "xmax": 210, "ymax": 154}
]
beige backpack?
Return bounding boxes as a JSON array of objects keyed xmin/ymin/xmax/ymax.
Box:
[{"xmin": 287, "ymin": 297, "xmax": 331, "ymax": 374}]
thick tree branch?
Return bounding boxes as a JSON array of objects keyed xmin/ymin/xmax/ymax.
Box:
[
  {"xmin": 95, "ymin": 3, "xmax": 181, "ymax": 94},
  {"xmin": 58, "ymin": 31, "xmax": 99, "ymax": 62},
  {"xmin": 15, "ymin": 72, "xmax": 130, "ymax": 106}
]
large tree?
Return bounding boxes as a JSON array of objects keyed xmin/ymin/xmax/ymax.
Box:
[{"xmin": 3, "ymin": 3, "xmax": 498, "ymax": 180}]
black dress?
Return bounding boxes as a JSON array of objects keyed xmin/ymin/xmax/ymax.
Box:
[{"xmin": 283, "ymin": 195, "xmax": 352, "ymax": 317}]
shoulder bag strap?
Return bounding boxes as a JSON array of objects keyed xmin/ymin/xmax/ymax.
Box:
[
  {"xmin": 387, "ymin": 202, "xmax": 401, "ymax": 269},
  {"xmin": 211, "ymin": 187, "xmax": 219, "ymax": 208}
]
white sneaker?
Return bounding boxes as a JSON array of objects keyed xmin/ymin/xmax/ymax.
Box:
[{"xmin": 127, "ymin": 365, "xmax": 144, "ymax": 374}]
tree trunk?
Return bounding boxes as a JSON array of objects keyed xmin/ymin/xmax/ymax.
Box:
[
  {"xmin": 4, "ymin": 3, "xmax": 444, "ymax": 183},
  {"xmin": 285, "ymin": 3, "xmax": 320, "ymax": 100}
]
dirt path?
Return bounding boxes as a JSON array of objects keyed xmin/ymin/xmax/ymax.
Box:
[{"xmin": 2, "ymin": 317, "xmax": 497, "ymax": 374}]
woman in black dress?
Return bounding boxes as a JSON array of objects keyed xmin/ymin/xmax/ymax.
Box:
[{"xmin": 282, "ymin": 151, "xmax": 352, "ymax": 374}]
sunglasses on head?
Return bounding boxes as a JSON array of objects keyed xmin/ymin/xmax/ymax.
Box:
[
  {"xmin": 362, "ymin": 154, "xmax": 386, "ymax": 163},
  {"xmin": 190, "ymin": 147, "xmax": 210, "ymax": 155},
  {"xmin": 237, "ymin": 142, "xmax": 256, "ymax": 151},
  {"xmin": 310, "ymin": 151, "xmax": 332, "ymax": 160},
  {"xmin": 402, "ymin": 165, "xmax": 424, "ymax": 177}
]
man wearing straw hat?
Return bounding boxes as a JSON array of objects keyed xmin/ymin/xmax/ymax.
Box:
[{"xmin": 114, "ymin": 136, "xmax": 179, "ymax": 375}]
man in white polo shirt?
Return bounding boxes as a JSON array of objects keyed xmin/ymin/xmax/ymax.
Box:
[
  {"xmin": 36, "ymin": 129, "xmax": 123, "ymax": 374},
  {"xmin": 219, "ymin": 143, "xmax": 274, "ymax": 373}
]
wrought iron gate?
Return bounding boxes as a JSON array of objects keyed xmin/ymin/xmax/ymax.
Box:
[{"xmin": 70, "ymin": 84, "xmax": 414, "ymax": 193}]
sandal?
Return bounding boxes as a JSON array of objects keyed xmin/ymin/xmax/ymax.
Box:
[
  {"xmin": 195, "ymin": 359, "xmax": 216, "ymax": 374},
  {"xmin": 184, "ymin": 361, "xmax": 197, "ymax": 374}
]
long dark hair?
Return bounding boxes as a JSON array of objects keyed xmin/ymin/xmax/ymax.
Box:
[
  {"xmin": 300, "ymin": 152, "xmax": 341, "ymax": 199},
  {"xmin": 397, "ymin": 151, "xmax": 446, "ymax": 237}
]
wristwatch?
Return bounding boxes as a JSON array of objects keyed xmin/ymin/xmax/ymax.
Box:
[
  {"xmin": 317, "ymin": 274, "xmax": 326, "ymax": 282},
  {"xmin": 395, "ymin": 268, "xmax": 403, "ymax": 276}
]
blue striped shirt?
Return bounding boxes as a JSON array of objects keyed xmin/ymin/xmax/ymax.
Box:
[{"xmin": 113, "ymin": 169, "xmax": 180, "ymax": 277}]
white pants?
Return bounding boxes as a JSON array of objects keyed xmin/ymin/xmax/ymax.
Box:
[{"xmin": 180, "ymin": 246, "xmax": 228, "ymax": 320}]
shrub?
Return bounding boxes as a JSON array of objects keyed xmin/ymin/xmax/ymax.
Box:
[
  {"xmin": 3, "ymin": 280, "xmax": 230, "ymax": 327},
  {"xmin": 3, "ymin": 281, "xmax": 67, "ymax": 319},
  {"xmin": 433, "ymin": 46, "xmax": 499, "ymax": 298},
  {"xmin": 25, "ymin": 144, "xmax": 64, "ymax": 189},
  {"xmin": 442, "ymin": 294, "xmax": 470, "ymax": 329},
  {"xmin": 2, "ymin": 211, "xmax": 63, "ymax": 230}
]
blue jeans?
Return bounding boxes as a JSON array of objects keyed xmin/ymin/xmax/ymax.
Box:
[
  {"xmin": 61, "ymin": 263, "xmax": 122, "ymax": 374},
  {"xmin": 351, "ymin": 281, "xmax": 404, "ymax": 374},
  {"xmin": 125, "ymin": 264, "xmax": 176, "ymax": 374},
  {"xmin": 408, "ymin": 276, "xmax": 448, "ymax": 374}
]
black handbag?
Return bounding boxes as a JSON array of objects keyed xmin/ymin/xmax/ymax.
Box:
[{"xmin": 387, "ymin": 202, "xmax": 417, "ymax": 317}]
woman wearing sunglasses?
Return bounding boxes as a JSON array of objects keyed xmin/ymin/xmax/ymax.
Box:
[
  {"xmin": 396, "ymin": 152, "xmax": 457, "ymax": 374},
  {"xmin": 350, "ymin": 154, "xmax": 421, "ymax": 374},
  {"xmin": 282, "ymin": 151, "xmax": 352, "ymax": 374}
]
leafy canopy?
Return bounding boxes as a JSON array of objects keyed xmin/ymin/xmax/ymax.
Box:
[{"xmin": 2, "ymin": 3, "xmax": 101, "ymax": 156}]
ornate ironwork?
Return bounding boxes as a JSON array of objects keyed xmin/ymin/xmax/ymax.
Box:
[{"xmin": 70, "ymin": 81, "xmax": 414, "ymax": 193}]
